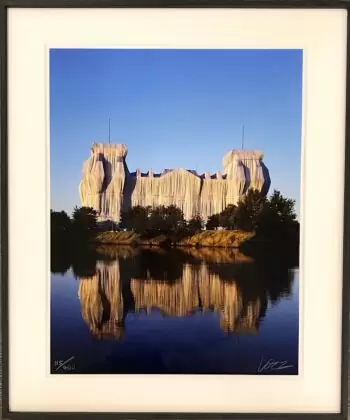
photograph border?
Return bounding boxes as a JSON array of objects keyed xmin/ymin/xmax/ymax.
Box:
[{"xmin": 1, "ymin": 2, "xmax": 349, "ymax": 419}]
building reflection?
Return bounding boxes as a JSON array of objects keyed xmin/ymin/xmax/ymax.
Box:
[
  {"xmin": 78, "ymin": 261, "xmax": 124, "ymax": 339},
  {"xmin": 75, "ymin": 247, "xmax": 289, "ymax": 339}
]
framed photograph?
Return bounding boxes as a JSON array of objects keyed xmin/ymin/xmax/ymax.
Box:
[{"xmin": 1, "ymin": 2, "xmax": 349, "ymax": 418}]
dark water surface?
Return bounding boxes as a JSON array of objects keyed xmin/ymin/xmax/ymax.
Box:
[{"xmin": 51, "ymin": 246, "xmax": 299, "ymax": 374}]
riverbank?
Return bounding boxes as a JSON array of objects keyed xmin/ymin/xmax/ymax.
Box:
[{"xmin": 93, "ymin": 229, "xmax": 255, "ymax": 248}]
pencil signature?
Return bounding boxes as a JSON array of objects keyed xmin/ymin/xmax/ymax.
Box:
[
  {"xmin": 257, "ymin": 357, "xmax": 293, "ymax": 373},
  {"xmin": 54, "ymin": 356, "xmax": 75, "ymax": 371}
]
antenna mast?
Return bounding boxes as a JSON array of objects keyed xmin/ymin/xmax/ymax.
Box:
[
  {"xmin": 241, "ymin": 124, "xmax": 245, "ymax": 149},
  {"xmin": 109, "ymin": 117, "xmax": 111, "ymax": 144}
]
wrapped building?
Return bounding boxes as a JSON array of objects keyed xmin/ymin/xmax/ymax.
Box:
[{"xmin": 79, "ymin": 143, "xmax": 271, "ymax": 223}]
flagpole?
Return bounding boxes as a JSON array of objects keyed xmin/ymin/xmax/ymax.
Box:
[{"xmin": 242, "ymin": 124, "xmax": 245, "ymax": 149}]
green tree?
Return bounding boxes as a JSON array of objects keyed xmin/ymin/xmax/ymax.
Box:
[
  {"xmin": 234, "ymin": 189, "xmax": 267, "ymax": 231},
  {"xmin": 219, "ymin": 204, "xmax": 237, "ymax": 230},
  {"xmin": 72, "ymin": 206, "xmax": 98, "ymax": 236},
  {"xmin": 148, "ymin": 205, "xmax": 186, "ymax": 233},
  {"xmin": 149, "ymin": 205, "xmax": 168, "ymax": 232},
  {"xmin": 235, "ymin": 201, "xmax": 253, "ymax": 231},
  {"xmin": 51, "ymin": 210, "xmax": 72, "ymax": 241},
  {"xmin": 164, "ymin": 205, "xmax": 186, "ymax": 233},
  {"xmin": 255, "ymin": 190, "xmax": 299, "ymax": 246},
  {"xmin": 187, "ymin": 213, "xmax": 204, "ymax": 233},
  {"xmin": 244, "ymin": 189, "xmax": 266, "ymax": 222},
  {"xmin": 120, "ymin": 205, "xmax": 150, "ymax": 233},
  {"xmin": 206, "ymin": 213, "xmax": 220, "ymax": 230},
  {"xmin": 268, "ymin": 190, "xmax": 296, "ymax": 223}
]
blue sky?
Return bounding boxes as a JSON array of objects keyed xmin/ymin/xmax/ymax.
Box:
[{"xmin": 50, "ymin": 49, "xmax": 302, "ymax": 217}]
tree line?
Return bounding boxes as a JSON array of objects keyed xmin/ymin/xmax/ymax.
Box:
[
  {"xmin": 51, "ymin": 188, "xmax": 299, "ymax": 246},
  {"xmin": 120, "ymin": 189, "xmax": 298, "ymax": 239},
  {"xmin": 51, "ymin": 206, "xmax": 98, "ymax": 244},
  {"xmin": 207, "ymin": 189, "xmax": 299, "ymax": 243}
]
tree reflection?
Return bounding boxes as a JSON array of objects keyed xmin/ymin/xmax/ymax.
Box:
[{"xmin": 52, "ymin": 245, "xmax": 297, "ymax": 339}]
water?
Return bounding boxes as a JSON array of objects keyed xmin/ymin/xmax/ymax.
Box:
[{"xmin": 51, "ymin": 246, "xmax": 299, "ymax": 375}]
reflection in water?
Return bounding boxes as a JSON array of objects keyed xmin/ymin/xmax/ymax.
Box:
[
  {"xmin": 78, "ymin": 261, "xmax": 124, "ymax": 339},
  {"xmin": 131, "ymin": 264, "xmax": 263, "ymax": 334},
  {"xmin": 75, "ymin": 247, "xmax": 292, "ymax": 339}
]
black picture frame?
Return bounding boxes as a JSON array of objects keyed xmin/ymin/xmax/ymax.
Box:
[{"xmin": 1, "ymin": 1, "xmax": 349, "ymax": 419}]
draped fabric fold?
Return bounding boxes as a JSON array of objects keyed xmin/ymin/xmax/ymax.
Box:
[{"xmin": 79, "ymin": 143, "xmax": 271, "ymax": 222}]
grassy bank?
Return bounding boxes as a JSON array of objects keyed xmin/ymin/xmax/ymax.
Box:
[{"xmin": 94, "ymin": 229, "xmax": 255, "ymax": 248}]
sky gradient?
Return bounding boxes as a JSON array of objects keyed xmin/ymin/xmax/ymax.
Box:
[{"xmin": 50, "ymin": 49, "xmax": 302, "ymax": 217}]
